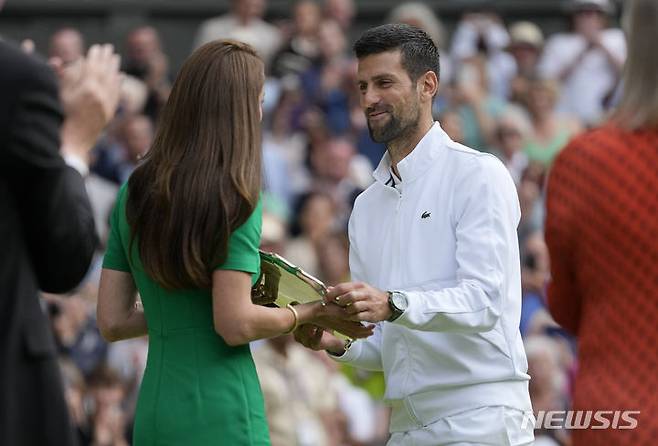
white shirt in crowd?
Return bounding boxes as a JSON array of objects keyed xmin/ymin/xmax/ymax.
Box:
[
  {"xmin": 193, "ymin": 13, "xmax": 282, "ymax": 66},
  {"xmin": 333, "ymin": 122, "xmax": 532, "ymax": 433},
  {"xmin": 450, "ymin": 17, "xmax": 517, "ymax": 99},
  {"xmin": 538, "ymin": 28, "xmax": 626, "ymax": 125}
]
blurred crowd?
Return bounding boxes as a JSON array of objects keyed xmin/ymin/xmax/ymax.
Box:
[{"xmin": 24, "ymin": 0, "xmax": 627, "ymax": 444}]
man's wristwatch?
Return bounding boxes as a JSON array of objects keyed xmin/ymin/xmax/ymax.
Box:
[
  {"xmin": 327, "ymin": 338, "xmax": 353, "ymax": 357},
  {"xmin": 387, "ymin": 291, "xmax": 408, "ymax": 322}
]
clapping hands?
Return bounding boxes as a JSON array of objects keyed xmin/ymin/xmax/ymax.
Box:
[{"xmin": 53, "ymin": 44, "xmax": 122, "ymax": 161}]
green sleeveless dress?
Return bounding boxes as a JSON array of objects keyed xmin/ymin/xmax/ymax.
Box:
[{"xmin": 103, "ymin": 184, "xmax": 270, "ymax": 446}]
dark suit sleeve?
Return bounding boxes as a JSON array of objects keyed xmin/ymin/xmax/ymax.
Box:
[{"xmin": 4, "ymin": 55, "xmax": 97, "ymax": 293}]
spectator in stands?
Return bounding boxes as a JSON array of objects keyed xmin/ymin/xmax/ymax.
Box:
[
  {"xmin": 522, "ymin": 77, "xmax": 582, "ymax": 168},
  {"xmin": 322, "ymin": 0, "xmax": 355, "ymax": 32},
  {"xmin": 491, "ymin": 105, "xmax": 531, "ymax": 186},
  {"xmin": 46, "ymin": 292, "xmax": 108, "ymax": 377},
  {"xmin": 537, "ymin": 0, "xmax": 626, "ymax": 126},
  {"xmin": 105, "ymin": 334, "xmax": 148, "ymax": 432},
  {"xmin": 300, "ymin": 19, "xmax": 355, "ymax": 135},
  {"xmin": 271, "ymin": 0, "xmax": 322, "ymax": 79},
  {"xmin": 262, "ymin": 86, "xmax": 309, "ymax": 203},
  {"xmin": 94, "ymin": 114, "xmax": 153, "ymax": 185},
  {"xmin": 451, "ymin": 10, "xmax": 516, "ymax": 100},
  {"xmin": 85, "ymin": 171, "xmax": 120, "ymax": 247},
  {"xmin": 525, "ymin": 337, "xmax": 567, "ymax": 406},
  {"xmin": 519, "ymin": 232, "xmax": 553, "ymax": 338},
  {"xmin": 524, "ymin": 336, "xmax": 568, "ymax": 446},
  {"xmin": 308, "ymin": 136, "xmax": 369, "ymax": 225},
  {"xmin": 253, "ymin": 334, "xmax": 340, "ymax": 446},
  {"xmin": 193, "ymin": 0, "xmax": 282, "ymax": 68},
  {"xmin": 506, "ymin": 21, "xmax": 544, "ymax": 103},
  {"xmin": 521, "ymin": 233, "xmax": 550, "ymax": 298},
  {"xmin": 263, "ymin": 141, "xmax": 293, "ymax": 214},
  {"xmin": 59, "ymin": 358, "xmax": 92, "ymax": 444},
  {"xmin": 49, "ymin": 27, "xmax": 85, "ymax": 65},
  {"xmin": 545, "ymin": 0, "xmax": 658, "ymax": 443},
  {"xmin": 87, "ymin": 366, "xmax": 130, "ymax": 446},
  {"xmin": 316, "ymin": 231, "xmax": 350, "ymax": 285},
  {"xmin": 114, "ymin": 114, "xmax": 153, "ymax": 183},
  {"xmin": 287, "ymin": 191, "xmax": 338, "ymax": 276},
  {"xmin": 453, "ymin": 55, "xmax": 508, "ymax": 151},
  {"xmin": 517, "ymin": 173, "xmax": 544, "ymax": 248},
  {"xmin": 91, "ymin": 81, "xmax": 150, "ymax": 188},
  {"xmin": 123, "ymin": 26, "xmax": 171, "ymax": 120}
]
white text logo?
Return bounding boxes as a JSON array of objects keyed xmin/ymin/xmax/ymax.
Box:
[{"xmin": 521, "ymin": 410, "xmax": 640, "ymax": 430}]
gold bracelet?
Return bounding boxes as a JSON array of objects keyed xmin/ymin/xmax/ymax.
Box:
[{"xmin": 283, "ymin": 303, "xmax": 299, "ymax": 334}]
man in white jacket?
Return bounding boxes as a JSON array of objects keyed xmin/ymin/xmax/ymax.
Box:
[{"xmin": 295, "ymin": 24, "xmax": 534, "ymax": 445}]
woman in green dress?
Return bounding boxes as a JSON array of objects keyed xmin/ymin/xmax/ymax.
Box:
[{"xmin": 97, "ymin": 40, "xmax": 373, "ymax": 446}]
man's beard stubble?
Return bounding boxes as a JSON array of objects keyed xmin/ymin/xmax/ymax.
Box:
[{"xmin": 367, "ymin": 103, "xmax": 420, "ymax": 145}]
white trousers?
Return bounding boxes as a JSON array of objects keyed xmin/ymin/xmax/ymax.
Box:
[{"xmin": 387, "ymin": 406, "xmax": 535, "ymax": 446}]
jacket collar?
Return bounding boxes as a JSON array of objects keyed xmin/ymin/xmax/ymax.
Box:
[{"xmin": 373, "ymin": 121, "xmax": 448, "ymax": 186}]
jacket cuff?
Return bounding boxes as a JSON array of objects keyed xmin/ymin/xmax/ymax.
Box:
[
  {"xmin": 391, "ymin": 290, "xmax": 421, "ymax": 330},
  {"xmin": 327, "ymin": 338, "xmax": 362, "ymax": 363}
]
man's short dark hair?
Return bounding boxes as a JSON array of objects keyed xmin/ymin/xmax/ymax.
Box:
[{"xmin": 353, "ymin": 23, "xmax": 440, "ymax": 82}]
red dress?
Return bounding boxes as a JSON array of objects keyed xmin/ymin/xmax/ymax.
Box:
[{"xmin": 545, "ymin": 124, "xmax": 658, "ymax": 446}]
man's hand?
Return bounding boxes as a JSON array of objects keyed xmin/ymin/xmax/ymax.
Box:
[
  {"xmin": 293, "ymin": 324, "xmax": 348, "ymax": 355},
  {"xmin": 54, "ymin": 44, "xmax": 122, "ymax": 161},
  {"xmin": 325, "ymin": 282, "xmax": 392, "ymax": 323}
]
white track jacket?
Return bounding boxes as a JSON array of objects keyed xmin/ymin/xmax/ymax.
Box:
[{"xmin": 333, "ymin": 122, "xmax": 532, "ymax": 432}]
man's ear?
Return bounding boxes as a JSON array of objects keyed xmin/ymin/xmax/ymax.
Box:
[{"xmin": 420, "ymin": 70, "xmax": 439, "ymax": 100}]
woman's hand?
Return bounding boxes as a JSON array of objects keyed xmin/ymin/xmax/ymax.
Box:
[{"xmin": 310, "ymin": 301, "xmax": 376, "ymax": 339}]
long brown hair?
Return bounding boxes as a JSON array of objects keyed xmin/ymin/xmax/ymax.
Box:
[
  {"xmin": 126, "ymin": 40, "xmax": 264, "ymax": 290},
  {"xmin": 613, "ymin": 0, "xmax": 658, "ymax": 130}
]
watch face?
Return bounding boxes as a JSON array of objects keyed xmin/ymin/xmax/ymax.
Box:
[{"xmin": 392, "ymin": 292, "xmax": 408, "ymax": 310}]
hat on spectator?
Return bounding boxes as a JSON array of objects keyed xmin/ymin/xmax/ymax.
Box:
[
  {"xmin": 569, "ymin": 0, "xmax": 615, "ymax": 15},
  {"xmin": 507, "ymin": 21, "xmax": 544, "ymax": 49}
]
